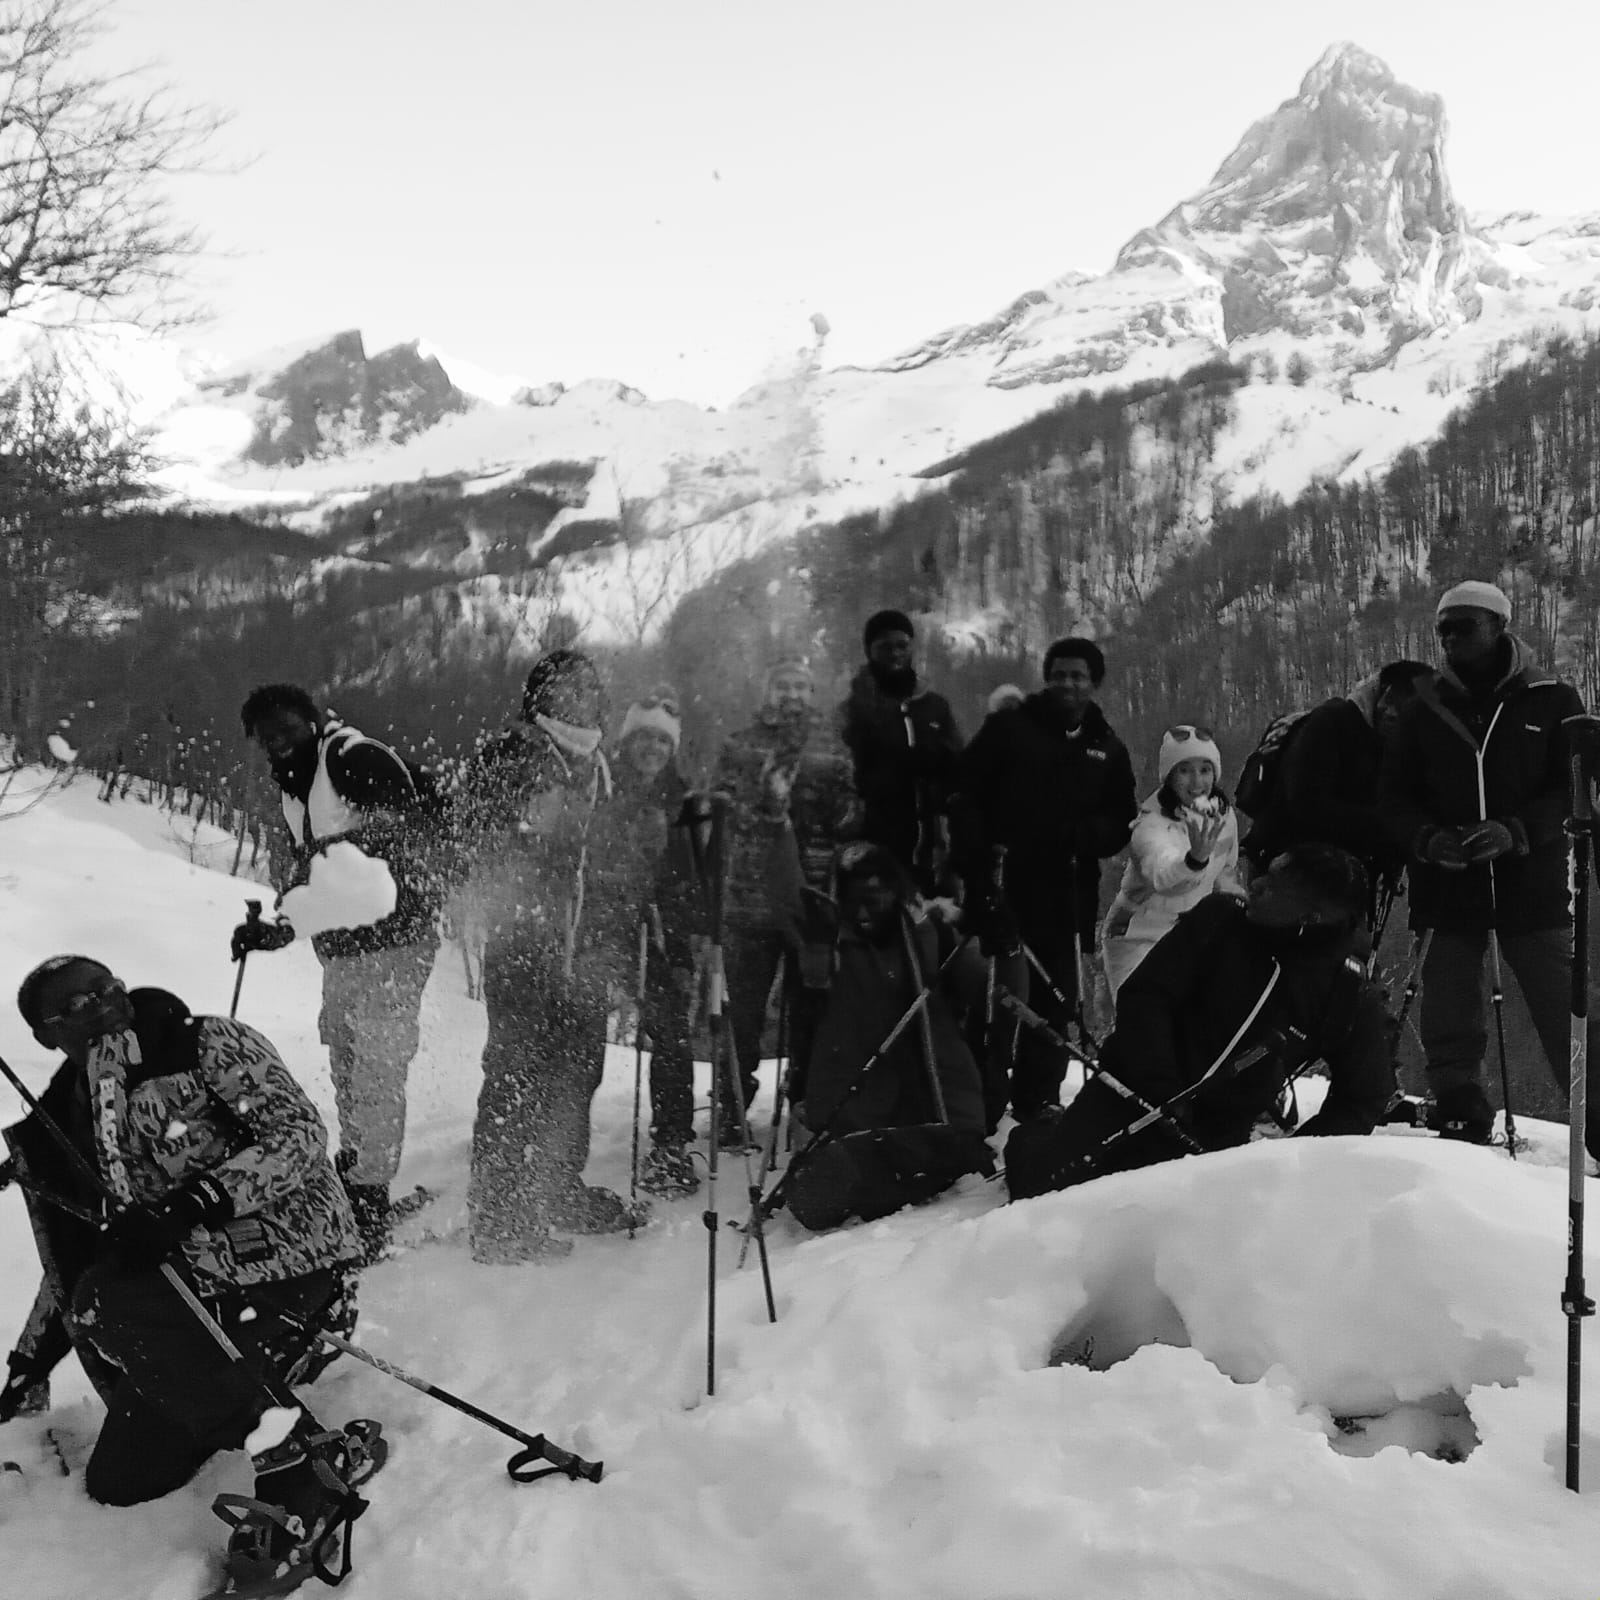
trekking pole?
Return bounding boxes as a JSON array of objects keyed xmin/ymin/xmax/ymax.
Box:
[
  {"xmin": 740, "ymin": 960, "xmax": 791, "ymax": 1273},
  {"xmin": 993, "ymin": 988, "xmax": 1205, "ymax": 1155},
  {"xmin": 276, "ymin": 1312, "xmax": 603, "ymax": 1484},
  {"xmin": 230, "ymin": 899, "xmax": 263, "ymax": 1020},
  {"xmin": 1366, "ymin": 875, "xmax": 1399, "ymax": 981},
  {"xmin": 900, "ymin": 911, "xmax": 949, "ymax": 1126},
  {"xmin": 1067, "ymin": 853, "xmax": 1101, "ymax": 1055},
  {"xmin": 1562, "ymin": 714, "xmax": 1599, "ymax": 1490},
  {"xmin": 628, "ymin": 914, "xmax": 649, "ymax": 1233},
  {"xmin": 1474, "ymin": 722, "xmax": 1518, "ymax": 1157}
]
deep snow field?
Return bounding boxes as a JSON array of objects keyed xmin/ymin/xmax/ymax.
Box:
[{"xmin": 3, "ymin": 767, "xmax": 1600, "ymax": 1599}]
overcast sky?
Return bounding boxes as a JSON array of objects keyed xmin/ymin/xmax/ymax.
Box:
[{"xmin": 117, "ymin": 0, "xmax": 1600, "ymax": 406}]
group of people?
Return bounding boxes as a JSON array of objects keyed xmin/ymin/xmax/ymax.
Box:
[{"xmin": 5, "ymin": 580, "xmax": 1600, "ymax": 1591}]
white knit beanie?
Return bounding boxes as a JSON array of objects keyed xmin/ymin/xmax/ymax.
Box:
[
  {"xmin": 1436, "ymin": 580, "xmax": 1511, "ymax": 621},
  {"xmin": 1157, "ymin": 725, "xmax": 1223, "ymax": 786},
  {"xmin": 618, "ymin": 692, "xmax": 681, "ymax": 752}
]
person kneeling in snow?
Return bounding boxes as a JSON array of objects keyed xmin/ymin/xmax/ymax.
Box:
[
  {"xmin": 786, "ymin": 844, "xmax": 993, "ymax": 1231},
  {"xmin": 0, "ymin": 956, "xmax": 372, "ymax": 1589},
  {"xmin": 1005, "ymin": 845, "xmax": 1395, "ymax": 1201}
]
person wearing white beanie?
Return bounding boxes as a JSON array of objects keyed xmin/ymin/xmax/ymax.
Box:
[{"xmin": 1101, "ymin": 723, "xmax": 1243, "ymax": 999}]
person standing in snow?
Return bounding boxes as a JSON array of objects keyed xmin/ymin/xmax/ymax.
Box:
[
  {"xmin": 949, "ymin": 637, "xmax": 1138, "ymax": 1121},
  {"xmin": 588, "ymin": 686, "xmax": 702, "ymax": 1196},
  {"xmin": 837, "ymin": 609, "xmax": 964, "ymax": 894},
  {"xmin": 785, "ymin": 844, "xmax": 993, "ymax": 1230},
  {"xmin": 454, "ymin": 651, "xmax": 642, "ymax": 1262},
  {"xmin": 710, "ymin": 654, "xmax": 861, "ymax": 1131},
  {"xmin": 1241, "ymin": 659, "xmax": 1432, "ymax": 907},
  {"xmin": 1101, "ymin": 724, "xmax": 1243, "ymax": 1001},
  {"xmin": 1378, "ymin": 581, "xmax": 1600, "ymax": 1150},
  {"xmin": 0, "ymin": 956, "xmax": 372, "ymax": 1590},
  {"xmin": 236, "ymin": 684, "xmax": 444, "ymax": 1264},
  {"xmin": 1005, "ymin": 845, "xmax": 1395, "ymax": 1199}
]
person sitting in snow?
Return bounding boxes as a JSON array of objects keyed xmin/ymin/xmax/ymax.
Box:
[
  {"xmin": 453, "ymin": 650, "xmax": 645, "ymax": 1263},
  {"xmin": 0, "ymin": 955, "xmax": 374, "ymax": 1593},
  {"xmin": 783, "ymin": 843, "xmax": 993, "ymax": 1231},
  {"xmin": 235, "ymin": 683, "xmax": 446, "ymax": 1264},
  {"xmin": 1004, "ymin": 844, "xmax": 1395, "ymax": 1201}
]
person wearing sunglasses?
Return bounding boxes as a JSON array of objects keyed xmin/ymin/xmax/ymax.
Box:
[
  {"xmin": 838, "ymin": 609, "xmax": 965, "ymax": 897},
  {"xmin": 949, "ymin": 636, "xmax": 1138, "ymax": 1122},
  {"xmin": 1380, "ymin": 580, "xmax": 1600, "ymax": 1151},
  {"xmin": 1102, "ymin": 725, "xmax": 1244, "ymax": 1000},
  {"xmin": 1, "ymin": 954, "xmax": 365, "ymax": 1575}
]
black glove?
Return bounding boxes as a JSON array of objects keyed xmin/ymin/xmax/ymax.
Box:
[
  {"xmin": 973, "ymin": 892, "xmax": 1021, "ymax": 960},
  {"xmin": 231, "ymin": 917, "xmax": 295, "ymax": 962},
  {"xmin": 1418, "ymin": 828, "xmax": 1469, "ymax": 871},
  {"xmin": 0, "ymin": 1350, "xmax": 53, "ymax": 1424},
  {"xmin": 102, "ymin": 1175, "xmax": 234, "ymax": 1268}
]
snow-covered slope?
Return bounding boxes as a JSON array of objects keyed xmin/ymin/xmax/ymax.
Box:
[
  {"xmin": 16, "ymin": 43, "xmax": 1600, "ymax": 642},
  {"xmin": 2, "ymin": 774, "xmax": 1600, "ymax": 1598}
]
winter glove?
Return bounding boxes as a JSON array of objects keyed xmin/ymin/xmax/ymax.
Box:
[
  {"xmin": 0, "ymin": 1351, "xmax": 51, "ymax": 1424},
  {"xmin": 1417, "ymin": 827, "xmax": 1469, "ymax": 871},
  {"xmin": 102, "ymin": 1175, "xmax": 234, "ymax": 1268},
  {"xmin": 1460, "ymin": 820, "xmax": 1520, "ymax": 863},
  {"xmin": 231, "ymin": 916, "xmax": 295, "ymax": 962},
  {"xmin": 973, "ymin": 892, "xmax": 1021, "ymax": 960}
]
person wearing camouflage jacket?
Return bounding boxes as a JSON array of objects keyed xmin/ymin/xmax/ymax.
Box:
[
  {"xmin": 0, "ymin": 956, "xmax": 359, "ymax": 1508},
  {"xmin": 709, "ymin": 656, "xmax": 861, "ymax": 1120},
  {"xmin": 453, "ymin": 650, "xmax": 642, "ymax": 1263}
]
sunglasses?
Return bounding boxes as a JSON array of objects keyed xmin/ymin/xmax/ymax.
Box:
[
  {"xmin": 635, "ymin": 694, "xmax": 680, "ymax": 718},
  {"xmin": 1436, "ymin": 618, "xmax": 1482, "ymax": 639},
  {"xmin": 1166, "ymin": 724, "xmax": 1216, "ymax": 743},
  {"xmin": 38, "ymin": 978, "xmax": 125, "ymax": 1030}
]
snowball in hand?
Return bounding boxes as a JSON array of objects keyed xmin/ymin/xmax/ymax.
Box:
[{"xmin": 279, "ymin": 841, "xmax": 397, "ymax": 936}]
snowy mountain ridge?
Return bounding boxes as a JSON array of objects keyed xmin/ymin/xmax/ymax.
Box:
[{"xmin": 16, "ymin": 43, "xmax": 1600, "ymax": 642}]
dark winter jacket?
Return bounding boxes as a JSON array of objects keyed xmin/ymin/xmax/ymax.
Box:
[
  {"xmin": 455, "ymin": 722, "xmax": 615, "ymax": 974},
  {"xmin": 4, "ymin": 988, "xmax": 360, "ymax": 1399},
  {"xmin": 804, "ymin": 914, "xmax": 986, "ymax": 1137},
  {"xmin": 950, "ymin": 695, "xmax": 1137, "ymax": 949},
  {"xmin": 711, "ymin": 708, "xmax": 861, "ymax": 934},
  {"xmin": 1242, "ymin": 689, "xmax": 1407, "ymax": 875},
  {"xmin": 1379, "ymin": 635, "xmax": 1585, "ymax": 934},
  {"xmin": 1099, "ymin": 897, "xmax": 1392, "ymax": 1144},
  {"xmin": 838, "ymin": 667, "xmax": 963, "ymax": 886},
  {"xmin": 586, "ymin": 757, "xmax": 699, "ymax": 968},
  {"xmin": 275, "ymin": 720, "xmax": 444, "ymax": 959}
]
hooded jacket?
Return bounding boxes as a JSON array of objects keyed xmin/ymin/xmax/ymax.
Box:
[
  {"xmin": 838, "ymin": 666, "xmax": 963, "ymax": 882},
  {"xmin": 950, "ymin": 694, "xmax": 1137, "ymax": 947},
  {"xmin": 1378, "ymin": 634, "xmax": 1584, "ymax": 934},
  {"xmin": 3, "ymin": 988, "xmax": 360, "ymax": 1396}
]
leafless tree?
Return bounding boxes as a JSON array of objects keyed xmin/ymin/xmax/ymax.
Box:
[{"xmin": 0, "ymin": 0, "xmax": 226, "ymax": 326}]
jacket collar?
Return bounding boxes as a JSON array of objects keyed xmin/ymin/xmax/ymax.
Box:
[{"xmin": 1023, "ymin": 693, "xmax": 1112, "ymax": 742}]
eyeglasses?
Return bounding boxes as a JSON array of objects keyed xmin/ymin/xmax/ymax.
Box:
[
  {"xmin": 38, "ymin": 978, "xmax": 125, "ymax": 1030},
  {"xmin": 1166, "ymin": 724, "xmax": 1216, "ymax": 743}
]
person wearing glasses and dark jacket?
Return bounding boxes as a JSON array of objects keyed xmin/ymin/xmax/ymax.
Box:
[
  {"xmin": 838, "ymin": 610, "xmax": 964, "ymax": 894},
  {"xmin": 0, "ymin": 955, "xmax": 367, "ymax": 1588},
  {"xmin": 1005, "ymin": 846, "xmax": 1394, "ymax": 1200},
  {"xmin": 948, "ymin": 637, "xmax": 1138, "ymax": 1121},
  {"xmin": 1379, "ymin": 580, "xmax": 1600, "ymax": 1150}
]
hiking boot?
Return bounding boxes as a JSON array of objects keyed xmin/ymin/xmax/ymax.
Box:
[
  {"xmin": 550, "ymin": 1184, "xmax": 650, "ymax": 1235},
  {"xmin": 336, "ymin": 1152, "xmax": 392, "ymax": 1266},
  {"xmin": 1432, "ymin": 1083, "xmax": 1494, "ymax": 1145},
  {"xmin": 639, "ymin": 1142, "xmax": 701, "ymax": 1197},
  {"xmin": 212, "ymin": 1417, "xmax": 385, "ymax": 1595}
]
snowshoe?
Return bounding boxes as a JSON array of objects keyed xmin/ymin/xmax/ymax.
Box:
[
  {"xmin": 639, "ymin": 1143, "xmax": 700, "ymax": 1197},
  {"xmin": 550, "ymin": 1184, "xmax": 650, "ymax": 1235},
  {"xmin": 205, "ymin": 1418, "xmax": 386, "ymax": 1599}
]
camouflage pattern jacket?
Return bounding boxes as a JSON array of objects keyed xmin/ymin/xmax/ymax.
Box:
[
  {"xmin": 711, "ymin": 707, "xmax": 861, "ymax": 933},
  {"xmin": 4, "ymin": 988, "xmax": 360, "ymax": 1390}
]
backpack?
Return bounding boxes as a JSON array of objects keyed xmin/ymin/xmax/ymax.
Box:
[{"xmin": 1233, "ymin": 709, "xmax": 1312, "ymax": 819}]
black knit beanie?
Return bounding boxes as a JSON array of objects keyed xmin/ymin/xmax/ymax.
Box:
[{"xmin": 863, "ymin": 609, "xmax": 915, "ymax": 653}]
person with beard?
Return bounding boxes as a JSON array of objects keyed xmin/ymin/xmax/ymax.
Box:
[
  {"xmin": 236, "ymin": 684, "xmax": 443, "ymax": 1264},
  {"xmin": 838, "ymin": 610, "xmax": 964, "ymax": 893},
  {"xmin": 949, "ymin": 637, "xmax": 1138, "ymax": 1122},
  {"xmin": 1379, "ymin": 581, "xmax": 1600, "ymax": 1151},
  {"xmin": 1, "ymin": 956, "xmax": 370, "ymax": 1590},
  {"xmin": 1004, "ymin": 845, "xmax": 1395, "ymax": 1199},
  {"xmin": 454, "ymin": 650, "xmax": 644, "ymax": 1263},
  {"xmin": 709, "ymin": 654, "xmax": 861, "ymax": 1136},
  {"xmin": 784, "ymin": 844, "xmax": 992, "ymax": 1231},
  {"xmin": 590, "ymin": 686, "xmax": 702, "ymax": 1195}
]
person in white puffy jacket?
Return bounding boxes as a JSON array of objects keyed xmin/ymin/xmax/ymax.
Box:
[{"xmin": 1102, "ymin": 724, "xmax": 1244, "ymax": 1000}]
